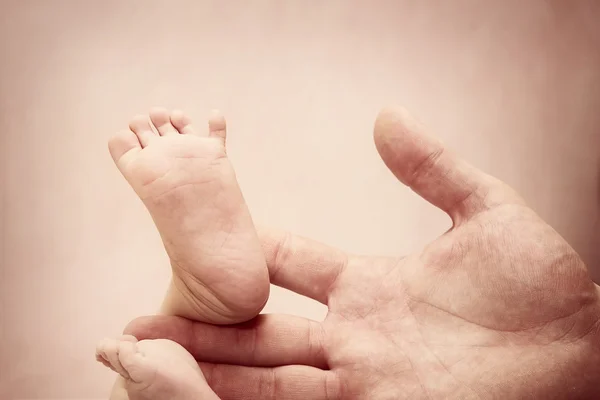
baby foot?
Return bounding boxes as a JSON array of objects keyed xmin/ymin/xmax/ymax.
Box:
[
  {"xmin": 108, "ymin": 108, "xmax": 269, "ymax": 324},
  {"xmin": 96, "ymin": 335, "xmax": 218, "ymax": 400}
]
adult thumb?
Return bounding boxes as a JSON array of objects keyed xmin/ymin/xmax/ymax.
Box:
[{"xmin": 373, "ymin": 106, "xmax": 521, "ymax": 224}]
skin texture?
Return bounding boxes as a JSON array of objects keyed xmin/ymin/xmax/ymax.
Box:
[{"xmin": 125, "ymin": 107, "xmax": 600, "ymax": 399}]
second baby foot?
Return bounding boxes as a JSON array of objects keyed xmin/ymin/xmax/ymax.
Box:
[
  {"xmin": 108, "ymin": 108, "xmax": 269, "ymax": 324},
  {"xmin": 96, "ymin": 335, "xmax": 219, "ymax": 400}
]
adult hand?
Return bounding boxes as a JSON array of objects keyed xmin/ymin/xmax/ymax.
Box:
[{"xmin": 125, "ymin": 107, "xmax": 600, "ymax": 399}]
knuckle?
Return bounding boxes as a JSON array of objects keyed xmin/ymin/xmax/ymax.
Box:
[{"xmin": 408, "ymin": 147, "xmax": 446, "ymax": 188}]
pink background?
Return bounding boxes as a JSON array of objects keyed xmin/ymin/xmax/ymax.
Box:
[{"xmin": 1, "ymin": 1, "xmax": 599, "ymax": 398}]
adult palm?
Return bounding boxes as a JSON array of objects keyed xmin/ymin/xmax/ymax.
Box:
[{"xmin": 125, "ymin": 107, "xmax": 600, "ymax": 399}]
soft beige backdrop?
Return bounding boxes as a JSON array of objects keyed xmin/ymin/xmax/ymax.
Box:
[{"xmin": 1, "ymin": 1, "xmax": 599, "ymax": 398}]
